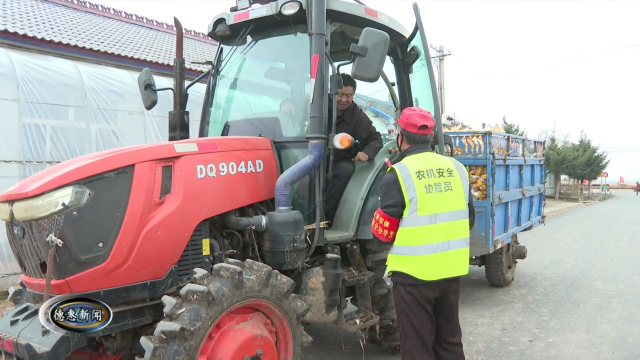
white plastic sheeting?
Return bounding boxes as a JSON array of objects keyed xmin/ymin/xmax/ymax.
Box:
[{"xmin": 0, "ymin": 47, "xmax": 207, "ymax": 288}]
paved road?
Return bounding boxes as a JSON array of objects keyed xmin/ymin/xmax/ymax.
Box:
[{"xmin": 304, "ymin": 191, "xmax": 640, "ymax": 359}]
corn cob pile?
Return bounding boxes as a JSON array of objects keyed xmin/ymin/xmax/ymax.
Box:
[
  {"xmin": 443, "ymin": 123, "xmax": 504, "ymax": 133},
  {"xmin": 444, "ymin": 123, "xmax": 527, "ymax": 158},
  {"xmin": 469, "ymin": 165, "xmax": 488, "ymax": 200}
]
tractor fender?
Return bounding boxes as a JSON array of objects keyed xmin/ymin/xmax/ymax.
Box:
[{"xmin": 355, "ymin": 165, "xmax": 388, "ymax": 240}]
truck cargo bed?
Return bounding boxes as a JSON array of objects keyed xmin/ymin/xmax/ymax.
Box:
[{"xmin": 446, "ymin": 131, "xmax": 546, "ymax": 257}]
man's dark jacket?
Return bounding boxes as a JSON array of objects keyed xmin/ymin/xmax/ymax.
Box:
[
  {"xmin": 328, "ymin": 102, "xmax": 383, "ymax": 161},
  {"xmin": 378, "ymin": 143, "xmax": 476, "ymax": 285}
]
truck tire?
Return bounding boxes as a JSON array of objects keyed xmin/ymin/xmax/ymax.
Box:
[
  {"xmin": 484, "ymin": 242, "xmax": 517, "ymax": 287},
  {"xmin": 139, "ymin": 259, "xmax": 310, "ymax": 360}
]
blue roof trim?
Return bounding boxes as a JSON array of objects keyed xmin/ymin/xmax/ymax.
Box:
[
  {"xmin": 355, "ymin": 94, "xmax": 394, "ymax": 107},
  {"xmin": 369, "ymin": 105, "xmax": 394, "ymax": 122}
]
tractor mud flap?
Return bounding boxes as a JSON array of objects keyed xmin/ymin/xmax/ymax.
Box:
[{"xmin": 0, "ymin": 303, "xmax": 86, "ymax": 360}]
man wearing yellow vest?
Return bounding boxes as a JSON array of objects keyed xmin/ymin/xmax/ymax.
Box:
[{"xmin": 372, "ymin": 107, "xmax": 475, "ymax": 360}]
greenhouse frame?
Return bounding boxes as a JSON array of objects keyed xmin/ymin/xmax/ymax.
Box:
[
  {"xmin": 0, "ymin": 46, "xmax": 209, "ymax": 288},
  {"xmin": 0, "ymin": 0, "xmax": 214, "ymax": 288}
]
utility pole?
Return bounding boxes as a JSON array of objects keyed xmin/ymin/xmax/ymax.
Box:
[
  {"xmin": 438, "ymin": 45, "xmax": 445, "ymax": 115},
  {"xmin": 430, "ymin": 45, "xmax": 451, "ymax": 115}
]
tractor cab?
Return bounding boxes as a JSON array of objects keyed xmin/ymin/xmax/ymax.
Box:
[
  {"xmin": 137, "ymin": 0, "xmax": 449, "ymax": 243},
  {"xmin": 198, "ymin": 0, "xmax": 446, "ymax": 228},
  {"xmin": 199, "ymin": 14, "xmax": 315, "ymax": 218}
]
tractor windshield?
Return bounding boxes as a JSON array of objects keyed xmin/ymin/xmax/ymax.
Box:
[
  {"xmin": 201, "ymin": 22, "xmax": 314, "ymax": 217},
  {"xmin": 203, "ymin": 23, "xmax": 311, "ymax": 141}
]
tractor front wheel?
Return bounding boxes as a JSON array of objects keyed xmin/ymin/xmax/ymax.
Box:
[{"xmin": 139, "ymin": 259, "xmax": 310, "ymax": 360}]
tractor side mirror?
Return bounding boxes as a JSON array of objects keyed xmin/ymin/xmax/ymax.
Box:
[
  {"xmin": 350, "ymin": 27, "xmax": 390, "ymax": 83},
  {"xmin": 137, "ymin": 68, "xmax": 159, "ymax": 111}
]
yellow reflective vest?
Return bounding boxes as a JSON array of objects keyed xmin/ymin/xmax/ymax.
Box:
[{"xmin": 385, "ymin": 151, "xmax": 471, "ymax": 281}]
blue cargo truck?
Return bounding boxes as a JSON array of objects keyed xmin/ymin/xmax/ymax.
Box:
[{"xmin": 444, "ymin": 131, "xmax": 546, "ymax": 287}]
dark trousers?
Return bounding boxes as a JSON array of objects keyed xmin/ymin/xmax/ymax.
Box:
[
  {"xmin": 392, "ymin": 277, "xmax": 465, "ymax": 360},
  {"xmin": 324, "ymin": 159, "xmax": 355, "ymax": 224}
]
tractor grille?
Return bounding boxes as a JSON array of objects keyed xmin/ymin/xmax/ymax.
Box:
[
  {"xmin": 176, "ymin": 222, "xmax": 210, "ymax": 278},
  {"xmin": 5, "ymin": 215, "xmax": 65, "ymax": 279}
]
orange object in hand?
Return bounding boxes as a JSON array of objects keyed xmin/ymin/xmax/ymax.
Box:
[{"xmin": 333, "ymin": 133, "xmax": 354, "ymax": 149}]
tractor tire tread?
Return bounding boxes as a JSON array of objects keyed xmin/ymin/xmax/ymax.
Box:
[
  {"xmin": 160, "ymin": 295, "xmax": 178, "ymax": 319},
  {"xmin": 139, "ymin": 259, "xmax": 307, "ymax": 360}
]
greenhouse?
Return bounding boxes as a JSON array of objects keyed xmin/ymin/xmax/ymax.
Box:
[{"xmin": 0, "ymin": 47, "xmax": 207, "ymax": 287}]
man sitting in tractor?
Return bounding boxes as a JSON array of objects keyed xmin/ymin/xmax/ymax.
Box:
[
  {"xmin": 324, "ymin": 73, "xmax": 383, "ymax": 226},
  {"xmin": 280, "ymin": 98, "xmax": 305, "ymax": 137}
]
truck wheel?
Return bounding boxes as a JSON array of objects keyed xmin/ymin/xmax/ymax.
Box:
[
  {"xmin": 139, "ymin": 259, "xmax": 310, "ymax": 360},
  {"xmin": 484, "ymin": 242, "xmax": 517, "ymax": 287}
]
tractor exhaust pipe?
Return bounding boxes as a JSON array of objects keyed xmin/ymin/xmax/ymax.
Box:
[
  {"xmin": 169, "ymin": 17, "xmax": 190, "ymax": 141},
  {"xmin": 267, "ymin": 0, "xmax": 327, "ymax": 264}
]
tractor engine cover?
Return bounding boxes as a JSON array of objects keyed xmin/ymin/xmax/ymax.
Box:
[{"xmin": 261, "ymin": 211, "xmax": 306, "ymax": 270}]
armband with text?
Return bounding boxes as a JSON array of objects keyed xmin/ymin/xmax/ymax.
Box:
[{"xmin": 371, "ymin": 208, "xmax": 400, "ymax": 242}]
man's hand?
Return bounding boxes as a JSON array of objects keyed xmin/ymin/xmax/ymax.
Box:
[{"xmin": 355, "ymin": 152, "xmax": 369, "ymax": 162}]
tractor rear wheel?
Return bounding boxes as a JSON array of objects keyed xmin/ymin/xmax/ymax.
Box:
[{"xmin": 139, "ymin": 259, "xmax": 310, "ymax": 360}]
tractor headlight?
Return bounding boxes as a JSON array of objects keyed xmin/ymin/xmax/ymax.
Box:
[
  {"xmin": 0, "ymin": 202, "xmax": 10, "ymax": 222},
  {"xmin": 280, "ymin": 1, "xmax": 301, "ymax": 16},
  {"xmin": 11, "ymin": 185, "xmax": 92, "ymax": 222}
]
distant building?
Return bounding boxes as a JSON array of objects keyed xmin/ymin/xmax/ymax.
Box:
[
  {"xmin": 0, "ymin": 0, "xmax": 218, "ymax": 287},
  {"xmin": 1, "ymin": 0, "xmax": 217, "ymax": 77}
]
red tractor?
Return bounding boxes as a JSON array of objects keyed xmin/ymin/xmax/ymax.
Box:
[{"xmin": 0, "ymin": 0, "xmax": 454, "ymax": 358}]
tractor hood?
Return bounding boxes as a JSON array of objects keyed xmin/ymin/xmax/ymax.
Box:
[{"xmin": 0, "ymin": 136, "xmax": 273, "ymax": 202}]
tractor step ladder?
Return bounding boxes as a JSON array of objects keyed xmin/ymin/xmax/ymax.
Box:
[
  {"xmin": 336, "ymin": 242, "xmax": 380, "ymax": 331},
  {"xmin": 325, "ymin": 229, "xmax": 352, "ymax": 242}
]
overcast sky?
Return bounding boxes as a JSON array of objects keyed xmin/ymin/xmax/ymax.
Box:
[{"xmin": 97, "ymin": 0, "xmax": 640, "ymax": 182}]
